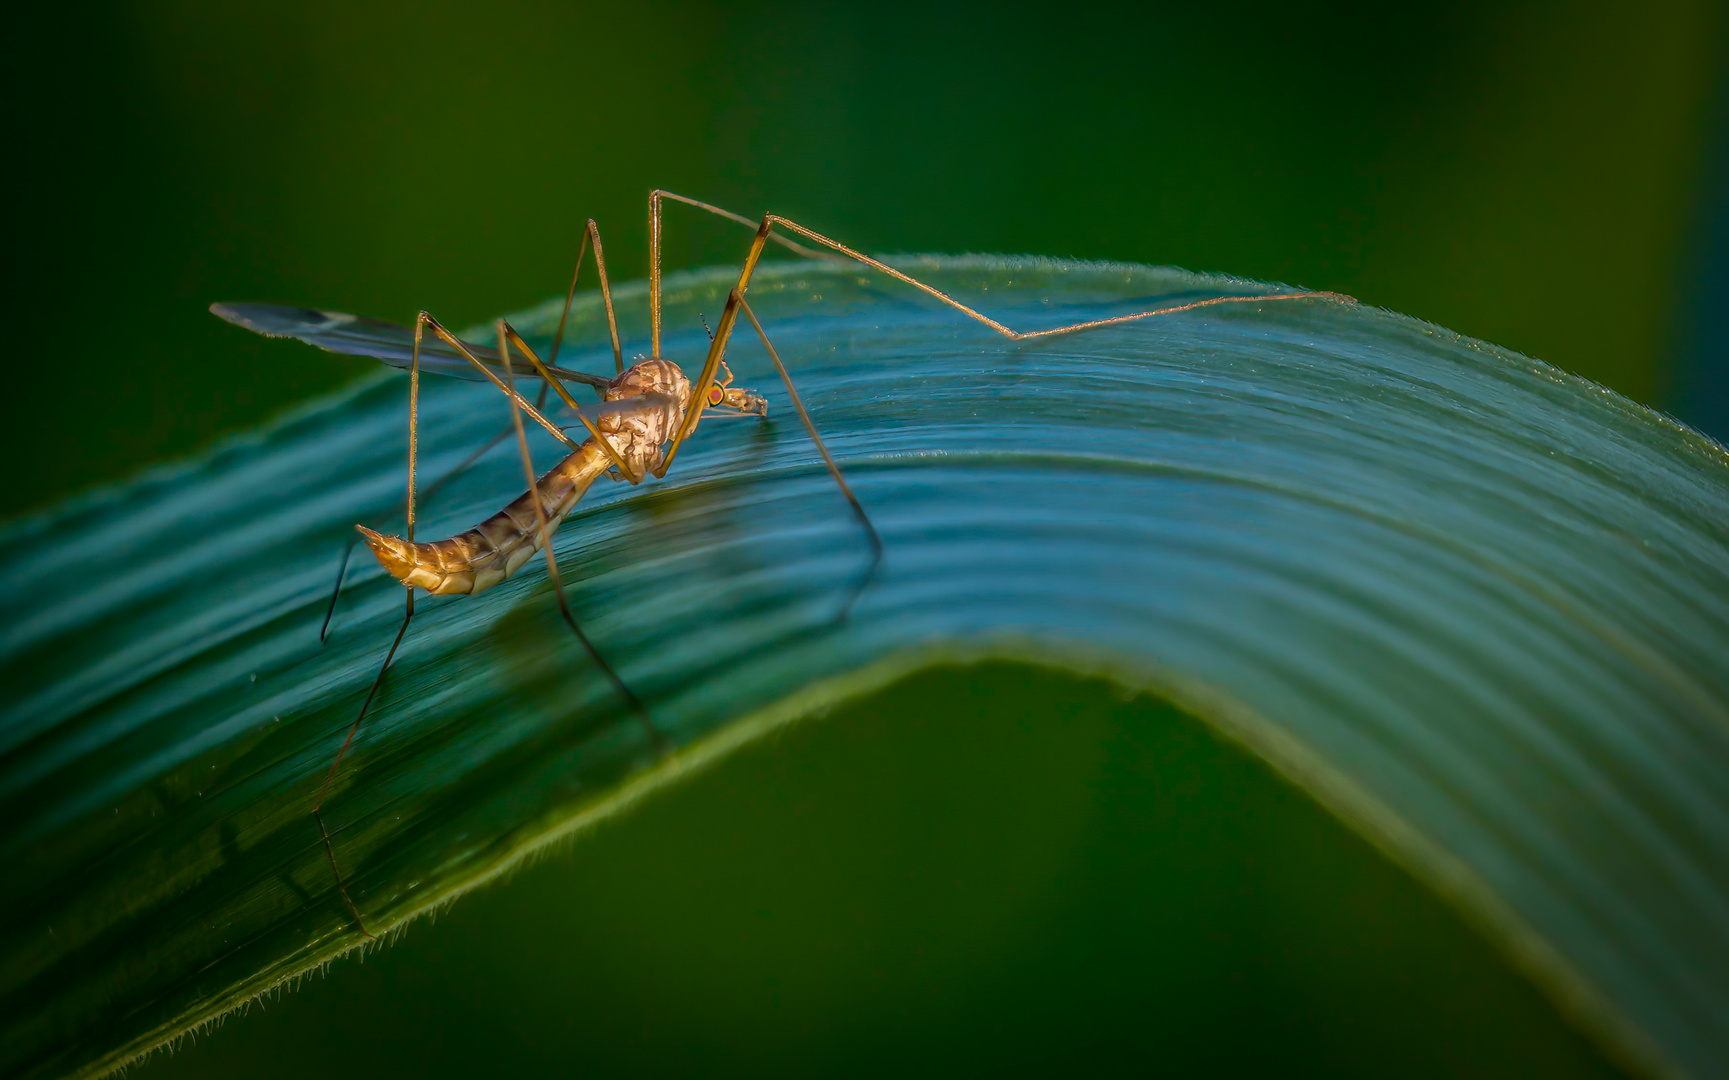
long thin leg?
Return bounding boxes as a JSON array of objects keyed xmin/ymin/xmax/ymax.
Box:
[
  {"xmin": 765, "ymin": 211, "xmax": 1354, "ymax": 339},
  {"xmin": 649, "ymin": 191, "xmax": 837, "ymax": 359},
  {"xmin": 551, "ymin": 219, "xmax": 625, "ymax": 377},
  {"xmin": 319, "ymin": 544, "xmax": 354, "ymax": 645},
  {"xmin": 418, "ymin": 313, "xmax": 584, "ymax": 449},
  {"xmin": 655, "ymin": 203, "xmax": 1355, "ymax": 476},
  {"xmin": 735, "ymin": 293, "xmax": 881, "ymax": 619},
  {"xmin": 311, "ymin": 309, "xmax": 428, "ymax": 940},
  {"xmin": 498, "ymin": 323, "xmax": 660, "ymax": 744},
  {"xmin": 656, "ymin": 215, "xmax": 775, "ymax": 473},
  {"xmin": 313, "ymin": 589, "xmax": 410, "ymax": 940},
  {"xmin": 653, "ymin": 191, "xmax": 1354, "ymax": 345}
]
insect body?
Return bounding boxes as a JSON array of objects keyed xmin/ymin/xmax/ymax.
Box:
[
  {"xmin": 213, "ymin": 191, "xmax": 1351, "ymax": 939},
  {"xmin": 360, "ymin": 358, "xmax": 706, "ymax": 596}
]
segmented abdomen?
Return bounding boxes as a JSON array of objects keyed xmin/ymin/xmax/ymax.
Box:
[{"xmin": 357, "ymin": 441, "xmax": 613, "ymax": 596}]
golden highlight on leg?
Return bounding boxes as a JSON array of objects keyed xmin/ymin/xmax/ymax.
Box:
[{"xmin": 498, "ymin": 325, "xmax": 658, "ymax": 743}]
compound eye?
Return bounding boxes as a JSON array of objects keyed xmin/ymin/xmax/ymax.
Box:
[{"xmin": 706, "ymin": 384, "xmax": 726, "ymax": 407}]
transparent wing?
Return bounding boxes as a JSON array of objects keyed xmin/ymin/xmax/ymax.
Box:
[{"xmin": 209, "ymin": 302, "xmax": 611, "ymax": 389}]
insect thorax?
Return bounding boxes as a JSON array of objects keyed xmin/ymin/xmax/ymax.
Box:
[{"xmin": 599, "ymin": 358, "xmax": 692, "ymax": 473}]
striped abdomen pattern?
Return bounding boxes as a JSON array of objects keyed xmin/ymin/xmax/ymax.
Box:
[{"xmin": 357, "ymin": 440, "xmax": 613, "ymax": 596}]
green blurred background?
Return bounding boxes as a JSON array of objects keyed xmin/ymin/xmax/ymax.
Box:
[
  {"xmin": 8, "ymin": 1, "xmax": 1726, "ymax": 1075},
  {"xmin": 8, "ymin": 0, "xmax": 1727, "ymax": 519}
]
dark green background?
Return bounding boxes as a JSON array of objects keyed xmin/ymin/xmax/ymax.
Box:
[
  {"xmin": 9, "ymin": 2, "xmax": 1723, "ymax": 1075},
  {"xmin": 8, "ymin": 0, "xmax": 1726, "ymax": 517}
]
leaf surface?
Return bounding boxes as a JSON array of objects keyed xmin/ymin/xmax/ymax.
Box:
[{"xmin": 1, "ymin": 258, "xmax": 1725, "ymax": 1078}]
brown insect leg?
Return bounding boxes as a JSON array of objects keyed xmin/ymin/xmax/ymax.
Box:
[
  {"xmin": 763, "ymin": 211, "xmax": 1355, "ymax": 339},
  {"xmin": 313, "ymin": 587, "xmax": 413, "ymax": 941},
  {"xmin": 646, "ymin": 214, "xmax": 880, "ymax": 613},
  {"xmin": 657, "ymin": 200, "xmax": 1356, "ymax": 478},
  {"xmin": 318, "ymin": 544, "xmax": 354, "ymax": 645},
  {"xmin": 735, "ymin": 293, "xmax": 881, "ymax": 620},
  {"xmin": 551, "ymin": 219, "xmax": 625, "ymax": 377},
  {"xmin": 498, "ymin": 323, "xmax": 660, "ymax": 746},
  {"xmin": 311, "ymin": 313, "xmax": 429, "ymax": 939},
  {"xmin": 420, "ymin": 313, "xmax": 582, "ymax": 450},
  {"xmin": 656, "ymin": 217, "xmax": 775, "ymax": 475},
  {"xmin": 498, "ymin": 321, "xmax": 639, "ymax": 481},
  {"xmin": 654, "ymin": 190, "xmax": 1355, "ymax": 344},
  {"xmin": 648, "ymin": 190, "xmax": 836, "ymax": 359}
]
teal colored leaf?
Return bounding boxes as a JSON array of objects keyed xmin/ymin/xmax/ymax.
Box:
[{"xmin": 1, "ymin": 258, "xmax": 1725, "ymax": 1078}]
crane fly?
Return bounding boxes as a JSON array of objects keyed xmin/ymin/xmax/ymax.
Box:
[{"xmin": 211, "ymin": 190, "xmax": 1353, "ymax": 939}]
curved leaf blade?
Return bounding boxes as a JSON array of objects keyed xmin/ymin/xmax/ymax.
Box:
[{"xmin": 1, "ymin": 257, "xmax": 1725, "ymax": 1078}]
